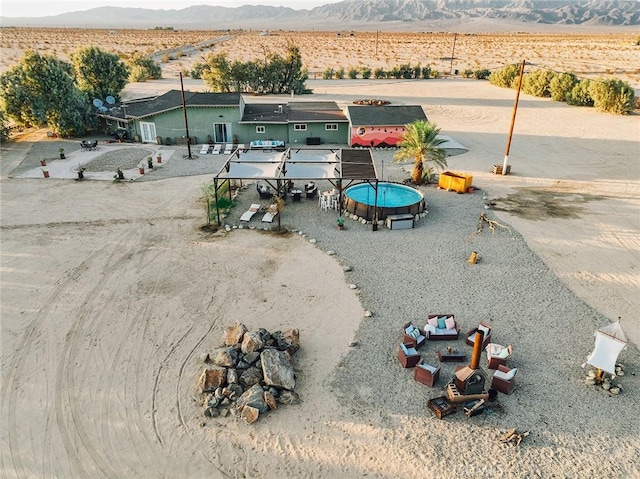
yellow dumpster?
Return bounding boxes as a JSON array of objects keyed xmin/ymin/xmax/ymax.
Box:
[{"xmin": 438, "ymin": 171, "xmax": 473, "ymax": 193}]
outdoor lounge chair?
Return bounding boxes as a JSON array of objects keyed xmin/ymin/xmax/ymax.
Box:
[
  {"xmin": 397, "ymin": 342, "xmax": 421, "ymax": 368},
  {"xmin": 223, "ymin": 144, "xmax": 233, "ymax": 155},
  {"xmin": 403, "ymin": 323, "xmax": 426, "ymax": 349},
  {"xmin": 491, "ymin": 364, "xmax": 518, "ymax": 394},
  {"xmin": 466, "ymin": 323, "xmax": 493, "ymax": 350},
  {"xmin": 261, "ymin": 204, "xmax": 278, "ymax": 223},
  {"xmin": 240, "ymin": 203, "xmax": 261, "ymax": 222},
  {"xmin": 486, "ymin": 343, "xmax": 513, "ymax": 370},
  {"xmin": 199, "ymin": 144, "xmax": 211, "ymax": 155},
  {"xmin": 211, "ymin": 144, "xmax": 221, "ymax": 154},
  {"xmin": 414, "ymin": 360, "xmax": 440, "ymax": 386}
]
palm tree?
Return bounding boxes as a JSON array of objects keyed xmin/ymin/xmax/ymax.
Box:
[{"xmin": 393, "ymin": 120, "xmax": 447, "ymax": 184}]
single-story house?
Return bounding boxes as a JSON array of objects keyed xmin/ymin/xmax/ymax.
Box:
[{"xmin": 346, "ymin": 105, "xmax": 427, "ymax": 148}]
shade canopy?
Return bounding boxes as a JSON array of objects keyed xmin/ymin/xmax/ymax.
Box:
[{"xmin": 585, "ymin": 321, "xmax": 627, "ymax": 375}]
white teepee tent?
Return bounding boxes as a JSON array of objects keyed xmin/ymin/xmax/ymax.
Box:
[{"xmin": 585, "ymin": 321, "xmax": 627, "ymax": 376}]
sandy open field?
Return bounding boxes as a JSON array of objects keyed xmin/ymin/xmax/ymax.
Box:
[
  {"xmin": 1, "ymin": 72, "xmax": 639, "ymax": 478},
  {"xmin": 1, "ymin": 28, "xmax": 639, "ymax": 89},
  {"xmin": 1, "ymin": 22, "xmax": 639, "ymax": 478}
]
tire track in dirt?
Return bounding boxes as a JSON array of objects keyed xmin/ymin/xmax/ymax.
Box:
[{"xmin": 1, "ymin": 256, "xmax": 94, "ymax": 479}]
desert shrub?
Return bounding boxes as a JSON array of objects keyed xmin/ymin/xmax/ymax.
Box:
[
  {"xmin": 190, "ymin": 62, "xmax": 208, "ymax": 79},
  {"xmin": 588, "ymin": 78, "xmax": 635, "ymax": 114},
  {"xmin": 566, "ymin": 79, "xmax": 593, "ymax": 106},
  {"xmin": 322, "ymin": 68, "xmax": 334, "ymax": 80},
  {"xmin": 635, "ymin": 35, "xmax": 640, "ymax": 46},
  {"xmin": 348, "ymin": 67, "xmax": 359, "ymax": 79},
  {"xmin": 160, "ymin": 54, "xmax": 170, "ymax": 63},
  {"xmin": 374, "ymin": 68, "xmax": 386, "ymax": 79},
  {"xmin": 413, "ymin": 65, "xmax": 421, "ymax": 78},
  {"xmin": 521, "ymin": 69, "xmax": 557, "ymax": 97},
  {"xmin": 421, "ymin": 66, "xmax": 431, "ymax": 79},
  {"xmin": 461, "ymin": 68, "xmax": 474, "ymax": 78},
  {"xmin": 127, "ymin": 54, "xmax": 162, "ymax": 82},
  {"xmin": 549, "ymin": 72, "xmax": 578, "ymax": 101},
  {"xmin": 430, "ymin": 70, "xmax": 440, "ymax": 79},
  {"xmin": 489, "ymin": 64, "xmax": 520, "ymax": 88},
  {"xmin": 334, "ymin": 67, "xmax": 345, "ymax": 79},
  {"xmin": 399, "ymin": 64, "xmax": 413, "ymax": 79},
  {"xmin": 474, "ymin": 69, "xmax": 491, "ymax": 80},
  {"xmin": 361, "ymin": 66, "xmax": 372, "ymax": 79},
  {"xmin": 0, "ymin": 109, "xmax": 10, "ymax": 143}
]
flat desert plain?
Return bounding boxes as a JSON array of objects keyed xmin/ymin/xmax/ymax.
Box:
[{"xmin": 1, "ymin": 29, "xmax": 639, "ymax": 479}]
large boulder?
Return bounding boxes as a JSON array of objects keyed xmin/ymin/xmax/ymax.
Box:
[
  {"xmin": 241, "ymin": 405, "xmax": 260, "ymax": 424},
  {"xmin": 261, "ymin": 349, "xmax": 295, "ymax": 391},
  {"xmin": 239, "ymin": 366, "xmax": 263, "ymax": 389},
  {"xmin": 272, "ymin": 329, "xmax": 300, "ymax": 353},
  {"xmin": 236, "ymin": 384, "xmax": 269, "ymax": 414},
  {"xmin": 198, "ymin": 366, "xmax": 227, "ymax": 393},
  {"xmin": 241, "ymin": 331, "xmax": 265, "ymax": 354},
  {"xmin": 213, "ymin": 347, "xmax": 238, "ymax": 367},
  {"xmin": 223, "ymin": 321, "xmax": 248, "ymax": 346}
]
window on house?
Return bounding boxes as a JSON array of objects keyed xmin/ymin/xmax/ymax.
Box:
[
  {"xmin": 294, "ymin": 124, "xmax": 307, "ymax": 131},
  {"xmin": 256, "ymin": 126, "xmax": 265, "ymax": 134},
  {"xmin": 325, "ymin": 123, "xmax": 338, "ymax": 130}
]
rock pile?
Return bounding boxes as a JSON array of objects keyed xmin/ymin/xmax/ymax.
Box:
[
  {"xmin": 583, "ymin": 363, "xmax": 625, "ymax": 396},
  {"xmin": 198, "ymin": 321, "xmax": 301, "ymax": 423}
]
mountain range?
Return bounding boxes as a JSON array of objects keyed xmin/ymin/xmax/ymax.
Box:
[{"xmin": 1, "ymin": 0, "xmax": 638, "ymax": 30}]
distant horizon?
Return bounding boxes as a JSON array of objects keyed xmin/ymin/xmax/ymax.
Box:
[{"xmin": 0, "ymin": 1, "xmax": 341, "ymax": 18}]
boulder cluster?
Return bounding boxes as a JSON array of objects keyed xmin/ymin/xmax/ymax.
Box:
[
  {"xmin": 584, "ymin": 363, "xmax": 625, "ymax": 396},
  {"xmin": 198, "ymin": 321, "xmax": 301, "ymax": 424}
]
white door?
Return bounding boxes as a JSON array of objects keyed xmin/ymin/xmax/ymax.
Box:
[{"xmin": 140, "ymin": 122, "xmax": 157, "ymax": 143}]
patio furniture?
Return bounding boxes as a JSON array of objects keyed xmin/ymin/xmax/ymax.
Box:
[
  {"xmin": 305, "ymin": 182, "xmax": 318, "ymax": 199},
  {"xmin": 397, "ymin": 342, "xmax": 420, "ymax": 368},
  {"xmin": 262, "ymin": 204, "xmax": 279, "ymax": 223},
  {"xmin": 466, "ymin": 323, "xmax": 493, "ymax": 350},
  {"xmin": 80, "ymin": 140, "xmax": 98, "ymax": 151},
  {"xmin": 211, "ymin": 144, "xmax": 221, "ymax": 154},
  {"xmin": 425, "ymin": 314, "xmax": 460, "ymax": 341},
  {"xmin": 414, "ymin": 360, "xmax": 440, "ymax": 387},
  {"xmin": 256, "ymin": 183, "xmax": 272, "ymax": 199},
  {"xmin": 240, "ymin": 203, "xmax": 261, "ymax": 222},
  {"xmin": 402, "ymin": 323, "xmax": 426, "ymax": 348},
  {"xmin": 486, "ymin": 343, "xmax": 513, "ymax": 370},
  {"xmin": 491, "ymin": 365, "xmax": 518, "ymax": 395},
  {"xmin": 199, "ymin": 144, "xmax": 211, "ymax": 155},
  {"xmin": 223, "ymin": 144, "xmax": 233, "ymax": 155}
]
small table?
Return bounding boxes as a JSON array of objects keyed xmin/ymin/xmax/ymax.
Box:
[
  {"xmin": 291, "ymin": 189, "xmax": 302, "ymax": 202},
  {"xmin": 437, "ymin": 348, "xmax": 467, "ymax": 362}
]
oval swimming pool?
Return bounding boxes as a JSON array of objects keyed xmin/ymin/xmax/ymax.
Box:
[{"xmin": 344, "ymin": 182, "xmax": 425, "ymax": 221}]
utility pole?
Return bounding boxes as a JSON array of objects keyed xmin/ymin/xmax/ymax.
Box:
[
  {"xmin": 449, "ymin": 33, "xmax": 457, "ymax": 75},
  {"xmin": 375, "ymin": 30, "xmax": 379, "ymax": 57},
  {"xmin": 179, "ymin": 72, "xmax": 193, "ymax": 159},
  {"xmin": 502, "ymin": 59, "xmax": 526, "ymax": 175}
]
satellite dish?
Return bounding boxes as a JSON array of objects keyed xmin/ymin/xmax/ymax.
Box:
[
  {"xmin": 98, "ymin": 106, "xmax": 108, "ymax": 113},
  {"xmin": 106, "ymin": 95, "xmax": 116, "ymax": 105},
  {"xmin": 93, "ymin": 98, "xmax": 103, "ymax": 108}
]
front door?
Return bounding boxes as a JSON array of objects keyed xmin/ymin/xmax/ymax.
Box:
[
  {"xmin": 213, "ymin": 122, "xmax": 231, "ymax": 143},
  {"xmin": 140, "ymin": 121, "xmax": 157, "ymax": 143}
]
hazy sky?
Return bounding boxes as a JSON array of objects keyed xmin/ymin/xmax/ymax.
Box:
[{"xmin": 0, "ymin": 1, "xmax": 341, "ymax": 18}]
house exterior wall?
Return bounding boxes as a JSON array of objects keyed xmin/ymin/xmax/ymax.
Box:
[
  {"xmin": 237, "ymin": 124, "xmax": 289, "ymax": 145},
  {"xmin": 350, "ymin": 125, "xmax": 407, "ymax": 148},
  {"xmin": 288, "ymin": 122, "xmax": 348, "ymax": 146},
  {"xmin": 133, "ymin": 106, "xmax": 241, "ymax": 144}
]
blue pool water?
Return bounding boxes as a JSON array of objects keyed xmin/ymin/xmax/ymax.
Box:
[{"xmin": 345, "ymin": 183, "xmax": 422, "ymax": 207}]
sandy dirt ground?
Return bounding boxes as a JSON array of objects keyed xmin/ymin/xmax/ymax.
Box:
[{"xmin": 1, "ymin": 79, "xmax": 638, "ymax": 478}]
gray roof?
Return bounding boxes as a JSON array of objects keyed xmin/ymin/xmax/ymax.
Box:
[
  {"xmin": 99, "ymin": 90, "xmax": 241, "ymax": 120},
  {"xmin": 240, "ymin": 101, "xmax": 348, "ymax": 124},
  {"xmin": 346, "ymin": 105, "xmax": 427, "ymax": 127}
]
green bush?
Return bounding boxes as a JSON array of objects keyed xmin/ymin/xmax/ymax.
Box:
[
  {"xmin": 373, "ymin": 68, "xmax": 386, "ymax": 79},
  {"xmin": 461, "ymin": 68, "xmax": 474, "ymax": 78},
  {"xmin": 522, "ymin": 69, "xmax": 557, "ymax": 97},
  {"xmin": 348, "ymin": 67, "xmax": 359, "ymax": 79},
  {"xmin": 588, "ymin": 78, "xmax": 635, "ymax": 114},
  {"xmin": 549, "ymin": 72, "xmax": 578, "ymax": 101},
  {"xmin": 361, "ymin": 67, "xmax": 372, "ymax": 79},
  {"xmin": 566, "ymin": 79, "xmax": 594, "ymax": 107},
  {"xmin": 322, "ymin": 68, "xmax": 334, "ymax": 80},
  {"xmin": 489, "ymin": 64, "xmax": 520, "ymax": 88},
  {"xmin": 474, "ymin": 69, "xmax": 490, "ymax": 80},
  {"xmin": 0, "ymin": 109, "xmax": 10, "ymax": 143},
  {"xmin": 421, "ymin": 66, "xmax": 431, "ymax": 79},
  {"xmin": 334, "ymin": 67, "xmax": 345, "ymax": 79},
  {"xmin": 190, "ymin": 62, "xmax": 207, "ymax": 79},
  {"xmin": 430, "ymin": 70, "xmax": 440, "ymax": 79}
]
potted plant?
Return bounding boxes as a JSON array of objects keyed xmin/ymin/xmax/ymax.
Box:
[
  {"xmin": 77, "ymin": 166, "xmax": 86, "ymax": 179},
  {"xmin": 114, "ymin": 167, "xmax": 125, "ymax": 181},
  {"xmin": 42, "ymin": 169, "xmax": 49, "ymax": 178},
  {"xmin": 147, "ymin": 156, "xmax": 154, "ymax": 169},
  {"xmin": 139, "ymin": 164, "xmax": 145, "ymax": 175},
  {"xmin": 59, "ymin": 148, "xmax": 65, "ymax": 159},
  {"xmin": 40, "ymin": 158, "xmax": 47, "ymax": 167},
  {"xmin": 156, "ymin": 152, "xmax": 162, "ymax": 163},
  {"xmin": 337, "ymin": 216, "xmax": 345, "ymax": 230}
]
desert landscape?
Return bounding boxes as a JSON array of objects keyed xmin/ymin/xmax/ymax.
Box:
[
  {"xmin": 1, "ymin": 25, "xmax": 639, "ymax": 479},
  {"xmin": 1, "ymin": 29, "xmax": 639, "ymax": 89}
]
